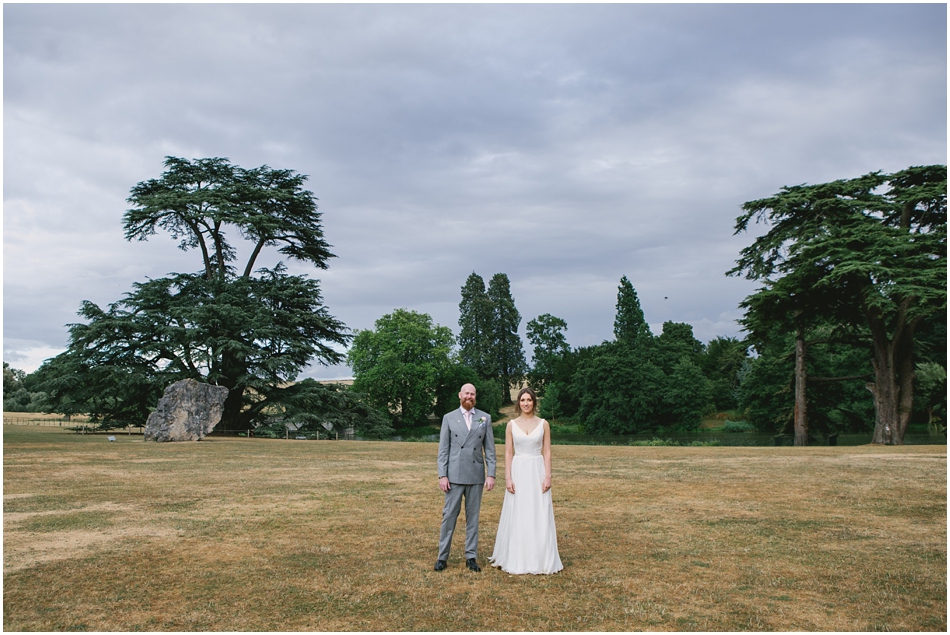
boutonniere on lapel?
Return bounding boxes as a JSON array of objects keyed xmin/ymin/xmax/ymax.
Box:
[{"xmin": 476, "ymin": 417, "xmax": 487, "ymax": 428}]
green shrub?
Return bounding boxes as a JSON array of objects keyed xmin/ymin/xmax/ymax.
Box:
[
  {"xmin": 628, "ymin": 437, "xmax": 677, "ymax": 446},
  {"xmin": 722, "ymin": 420, "xmax": 756, "ymax": 433}
]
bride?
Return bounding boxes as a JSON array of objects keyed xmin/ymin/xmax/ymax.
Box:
[{"xmin": 489, "ymin": 387, "xmax": 563, "ymax": 574}]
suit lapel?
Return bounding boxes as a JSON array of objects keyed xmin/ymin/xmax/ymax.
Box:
[{"xmin": 454, "ymin": 410, "xmax": 469, "ymax": 441}]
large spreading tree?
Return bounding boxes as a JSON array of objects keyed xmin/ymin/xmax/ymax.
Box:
[
  {"xmin": 35, "ymin": 156, "xmax": 358, "ymax": 432},
  {"xmin": 731, "ymin": 165, "xmax": 946, "ymax": 444}
]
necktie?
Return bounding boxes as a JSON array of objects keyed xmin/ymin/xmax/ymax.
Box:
[{"xmin": 464, "ymin": 411, "xmax": 472, "ymax": 430}]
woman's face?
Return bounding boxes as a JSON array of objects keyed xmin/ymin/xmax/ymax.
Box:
[{"xmin": 519, "ymin": 393, "xmax": 535, "ymax": 415}]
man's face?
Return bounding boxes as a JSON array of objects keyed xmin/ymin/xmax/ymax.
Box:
[{"xmin": 459, "ymin": 384, "xmax": 476, "ymax": 411}]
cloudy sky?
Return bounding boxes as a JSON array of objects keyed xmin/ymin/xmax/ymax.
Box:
[{"xmin": 4, "ymin": 3, "xmax": 946, "ymax": 379}]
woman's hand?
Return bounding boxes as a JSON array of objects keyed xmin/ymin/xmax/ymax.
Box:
[
  {"xmin": 506, "ymin": 478, "xmax": 516, "ymax": 494},
  {"xmin": 541, "ymin": 475, "xmax": 551, "ymax": 493}
]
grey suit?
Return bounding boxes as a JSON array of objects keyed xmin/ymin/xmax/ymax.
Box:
[{"xmin": 436, "ymin": 407, "xmax": 497, "ymax": 561}]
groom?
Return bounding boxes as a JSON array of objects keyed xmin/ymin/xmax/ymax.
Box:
[{"xmin": 435, "ymin": 383, "xmax": 496, "ymax": 572}]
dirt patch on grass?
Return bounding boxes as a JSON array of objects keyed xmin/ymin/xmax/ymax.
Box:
[
  {"xmin": 3, "ymin": 500, "xmax": 180, "ymax": 574},
  {"xmin": 4, "ymin": 525, "xmax": 179, "ymax": 574}
]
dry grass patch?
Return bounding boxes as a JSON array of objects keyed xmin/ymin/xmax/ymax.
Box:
[{"xmin": 3, "ymin": 425, "xmax": 945, "ymax": 631}]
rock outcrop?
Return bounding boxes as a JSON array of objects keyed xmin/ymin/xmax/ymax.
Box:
[{"xmin": 144, "ymin": 379, "xmax": 229, "ymax": 442}]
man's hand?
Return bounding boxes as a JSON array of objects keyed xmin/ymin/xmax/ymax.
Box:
[
  {"xmin": 439, "ymin": 476, "xmax": 451, "ymax": 492},
  {"xmin": 484, "ymin": 476, "xmax": 495, "ymax": 492}
]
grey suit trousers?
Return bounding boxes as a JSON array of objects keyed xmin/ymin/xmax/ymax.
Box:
[{"xmin": 437, "ymin": 482, "xmax": 484, "ymax": 560}]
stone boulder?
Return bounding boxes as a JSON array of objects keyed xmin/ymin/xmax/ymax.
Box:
[{"xmin": 144, "ymin": 379, "xmax": 230, "ymax": 442}]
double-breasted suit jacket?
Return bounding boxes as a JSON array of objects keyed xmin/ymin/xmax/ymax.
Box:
[{"xmin": 437, "ymin": 407, "xmax": 497, "ymax": 484}]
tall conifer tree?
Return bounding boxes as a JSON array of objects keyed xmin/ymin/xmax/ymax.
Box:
[
  {"xmin": 458, "ymin": 273, "xmax": 493, "ymax": 378},
  {"xmin": 487, "ymin": 273, "xmax": 527, "ymax": 404},
  {"xmin": 614, "ymin": 275, "xmax": 651, "ymax": 344}
]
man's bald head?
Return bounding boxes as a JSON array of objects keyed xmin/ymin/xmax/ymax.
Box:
[{"xmin": 459, "ymin": 384, "xmax": 477, "ymax": 411}]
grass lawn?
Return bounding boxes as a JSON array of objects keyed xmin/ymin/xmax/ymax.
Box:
[{"xmin": 3, "ymin": 425, "xmax": 946, "ymax": 631}]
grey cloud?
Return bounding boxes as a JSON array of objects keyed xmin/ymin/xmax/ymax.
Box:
[{"xmin": 4, "ymin": 3, "xmax": 946, "ymax": 376}]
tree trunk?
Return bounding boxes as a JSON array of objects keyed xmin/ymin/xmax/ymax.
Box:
[
  {"xmin": 793, "ymin": 326, "xmax": 808, "ymax": 446},
  {"xmin": 866, "ymin": 205, "xmax": 928, "ymax": 445},
  {"xmin": 215, "ymin": 356, "xmax": 250, "ymax": 432},
  {"xmin": 501, "ymin": 374, "xmax": 513, "ymax": 404},
  {"xmin": 218, "ymin": 385, "xmax": 248, "ymax": 431},
  {"xmin": 866, "ymin": 301, "xmax": 918, "ymax": 445}
]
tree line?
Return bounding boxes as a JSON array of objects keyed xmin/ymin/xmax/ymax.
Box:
[
  {"xmin": 6, "ymin": 159, "xmax": 945, "ymax": 444},
  {"xmin": 346, "ymin": 166, "xmax": 946, "ymax": 445},
  {"xmin": 343, "ymin": 273, "xmax": 751, "ymax": 432}
]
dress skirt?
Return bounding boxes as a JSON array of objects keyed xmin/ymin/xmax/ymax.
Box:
[{"xmin": 489, "ymin": 453, "xmax": 563, "ymax": 574}]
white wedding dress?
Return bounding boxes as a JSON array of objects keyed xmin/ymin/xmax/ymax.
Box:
[{"xmin": 489, "ymin": 420, "xmax": 563, "ymax": 574}]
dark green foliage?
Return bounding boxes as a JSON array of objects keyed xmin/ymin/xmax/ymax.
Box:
[
  {"xmin": 526, "ymin": 313, "xmax": 570, "ymax": 397},
  {"xmin": 125, "ymin": 156, "xmax": 332, "ymax": 279},
  {"xmin": 568, "ymin": 282, "xmax": 716, "ymax": 434},
  {"xmin": 656, "ymin": 322, "xmax": 706, "ymax": 375},
  {"xmin": 349, "ymin": 309, "xmax": 455, "ymax": 429},
  {"xmin": 457, "ymin": 272, "xmax": 527, "ymax": 404},
  {"xmin": 912, "ymin": 311, "xmax": 947, "ymax": 430},
  {"xmin": 31, "ymin": 352, "xmax": 162, "ymax": 429},
  {"xmin": 534, "ymin": 346, "xmax": 589, "ymax": 422},
  {"xmin": 659, "ymin": 356, "xmax": 713, "ymax": 431},
  {"xmin": 486, "ymin": 273, "xmax": 527, "ymax": 403},
  {"xmin": 35, "ymin": 268, "xmax": 349, "ymax": 430},
  {"xmin": 654, "ymin": 321, "xmax": 705, "ymax": 371},
  {"xmin": 731, "ymin": 165, "xmax": 947, "ymax": 443},
  {"xmin": 457, "ymin": 273, "xmax": 494, "ymax": 379},
  {"xmin": 4, "ymin": 362, "xmax": 25, "ymax": 394},
  {"xmin": 538, "ymin": 381, "xmax": 568, "ymax": 420},
  {"xmin": 35, "ymin": 157, "xmax": 353, "ymax": 431},
  {"xmin": 914, "ymin": 362, "xmax": 947, "ymax": 432},
  {"xmin": 434, "ymin": 361, "xmax": 490, "ymax": 419},
  {"xmin": 913, "ymin": 309, "xmax": 947, "ymax": 367},
  {"xmin": 471, "ymin": 377, "xmax": 504, "ymax": 421},
  {"xmin": 721, "ymin": 420, "xmax": 756, "ymax": 433},
  {"xmin": 700, "ymin": 337, "xmax": 749, "ymax": 411},
  {"xmin": 572, "ymin": 341, "xmax": 666, "ymax": 434},
  {"xmin": 650, "ymin": 322, "xmax": 713, "ymax": 430},
  {"xmin": 735, "ymin": 352, "xmax": 794, "ymax": 436},
  {"xmin": 254, "ymin": 380, "xmax": 394, "ymax": 439},
  {"xmin": 549, "ymin": 346, "xmax": 593, "ymax": 419},
  {"xmin": 3, "ymin": 363, "xmax": 46, "ymax": 412},
  {"xmin": 736, "ymin": 324, "xmax": 877, "ymax": 437},
  {"xmin": 804, "ymin": 328, "xmax": 876, "ymax": 434},
  {"xmin": 614, "ymin": 275, "xmax": 651, "ymax": 344}
]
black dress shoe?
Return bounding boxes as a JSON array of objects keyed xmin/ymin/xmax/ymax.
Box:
[
  {"xmin": 466, "ymin": 558, "xmax": 481, "ymax": 572},
  {"xmin": 434, "ymin": 560, "xmax": 447, "ymax": 571}
]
